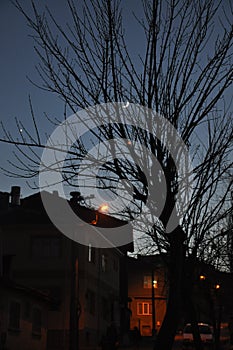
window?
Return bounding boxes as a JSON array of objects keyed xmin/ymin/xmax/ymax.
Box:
[
  {"xmin": 24, "ymin": 301, "xmax": 31, "ymax": 319},
  {"xmin": 101, "ymin": 297, "xmax": 109, "ymax": 321},
  {"xmin": 143, "ymin": 275, "xmax": 152, "ymax": 288},
  {"xmin": 113, "ymin": 258, "xmax": 118, "ymax": 271},
  {"xmin": 9, "ymin": 301, "xmax": 20, "ymax": 330},
  {"xmin": 143, "ymin": 275, "xmax": 158, "ymax": 289},
  {"xmin": 137, "ymin": 302, "xmax": 152, "ymax": 315},
  {"xmin": 32, "ymin": 307, "xmax": 42, "ymax": 335},
  {"xmin": 31, "ymin": 236, "xmax": 61, "ymax": 258},
  {"xmin": 101, "ymin": 254, "xmax": 107, "ymax": 272},
  {"xmin": 88, "ymin": 244, "xmax": 96, "ymax": 263},
  {"xmin": 86, "ymin": 290, "xmax": 95, "ymax": 315}
]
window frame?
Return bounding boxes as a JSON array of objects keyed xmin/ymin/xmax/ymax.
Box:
[{"xmin": 137, "ymin": 302, "xmax": 152, "ymax": 315}]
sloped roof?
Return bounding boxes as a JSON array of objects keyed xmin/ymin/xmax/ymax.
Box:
[{"xmin": 0, "ymin": 190, "xmax": 134, "ymax": 252}]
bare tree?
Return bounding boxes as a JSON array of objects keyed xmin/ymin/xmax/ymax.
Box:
[{"xmin": 1, "ymin": 1, "xmax": 233, "ymax": 349}]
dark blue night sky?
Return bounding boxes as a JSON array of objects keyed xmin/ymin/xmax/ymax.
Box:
[{"xmin": 0, "ymin": 0, "xmax": 145, "ymax": 197}]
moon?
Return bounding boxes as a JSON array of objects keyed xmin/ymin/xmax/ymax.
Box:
[{"xmin": 122, "ymin": 101, "xmax": 130, "ymax": 108}]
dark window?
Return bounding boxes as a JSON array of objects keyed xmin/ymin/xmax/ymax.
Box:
[
  {"xmin": 86, "ymin": 290, "xmax": 95, "ymax": 315},
  {"xmin": 113, "ymin": 258, "xmax": 118, "ymax": 271},
  {"xmin": 101, "ymin": 297, "xmax": 109, "ymax": 321},
  {"xmin": 31, "ymin": 236, "xmax": 61, "ymax": 258},
  {"xmin": 9, "ymin": 301, "xmax": 20, "ymax": 330},
  {"xmin": 101, "ymin": 254, "xmax": 107, "ymax": 272},
  {"xmin": 24, "ymin": 301, "xmax": 31, "ymax": 319},
  {"xmin": 32, "ymin": 307, "xmax": 42, "ymax": 334}
]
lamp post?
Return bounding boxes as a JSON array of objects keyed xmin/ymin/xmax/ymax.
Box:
[
  {"xmin": 151, "ymin": 269, "xmax": 156, "ymax": 338},
  {"xmin": 199, "ymin": 274, "xmax": 222, "ymax": 350},
  {"xmin": 213, "ymin": 283, "xmax": 221, "ymax": 350}
]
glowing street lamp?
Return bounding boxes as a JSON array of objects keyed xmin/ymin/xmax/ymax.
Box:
[
  {"xmin": 91, "ymin": 203, "xmax": 109, "ymax": 225},
  {"xmin": 98, "ymin": 203, "xmax": 109, "ymax": 214},
  {"xmin": 199, "ymin": 274, "xmax": 206, "ymax": 281},
  {"xmin": 153, "ymin": 280, "xmax": 158, "ymax": 288}
]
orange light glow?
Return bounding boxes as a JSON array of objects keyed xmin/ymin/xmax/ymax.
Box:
[{"xmin": 99, "ymin": 204, "xmax": 109, "ymax": 213}]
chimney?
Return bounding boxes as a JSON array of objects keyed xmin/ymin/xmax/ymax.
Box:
[{"xmin": 10, "ymin": 186, "xmax": 21, "ymax": 206}]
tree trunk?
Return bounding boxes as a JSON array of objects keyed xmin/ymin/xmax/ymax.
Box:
[
  {"xmin": 154, "ymin": 226, "xmax": 185, "ymax": 350},
  {"xmin": 186, "ymin": 299, "xmax": 204, "ymax": 350},
  {"xmin": 182, "ymin": 257, "xmax": 204, "ymax": 350}
]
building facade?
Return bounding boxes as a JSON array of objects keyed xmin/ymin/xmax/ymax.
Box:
[
  {"xmin": 127, "ymin": 254, "xmax": 168, "ymax": 337},
  {"xmin": 0, "ymin": 187, "xmax": 133, "ymax": 349}
]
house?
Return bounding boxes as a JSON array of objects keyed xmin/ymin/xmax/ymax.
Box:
[
  {"xmin": 127, "ymin": 253, "xmax": 233, "ymax": 338},
  {"xmin": 192, "ymin": 260, "xmax": 233, "ymax": 326},
  {"xmin": 0, "ymin": 186, "xmax": 133, "ymax": 349},
  {"xmin": 0, "ymin": 275, "xmax": 50, "ymax": 350},
  {"xmin": 127, "ymin": 254, "xmax": 168, "ymax": 337}
]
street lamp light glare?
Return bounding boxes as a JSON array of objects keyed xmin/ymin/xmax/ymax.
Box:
[
  {"xmin": 91, "ymin": 203, "xmax": 109, "ymax": 225},
  {"xmin": 99, "ymin": 203, "xmax": 109, "ymax": 213}
]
